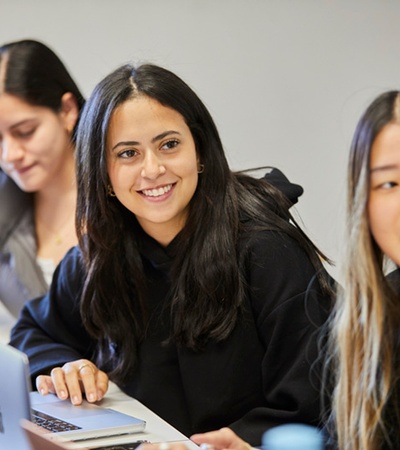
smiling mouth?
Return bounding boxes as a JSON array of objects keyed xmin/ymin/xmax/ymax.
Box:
[
  {"xmin": 140, "ymin": 184, "xmax": 174, "ymax": 197},
  {"xmin": 14, "ymin": 163, "xmax": 36, "ymax": 175}
]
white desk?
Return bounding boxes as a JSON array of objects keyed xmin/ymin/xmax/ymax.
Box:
[{"xmin": 31, "ymin": 383, "xmax": 199, "ymax": 450}]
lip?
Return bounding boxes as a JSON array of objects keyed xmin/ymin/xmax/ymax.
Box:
[
  {"xmin": 13, "ymin": 162, "xmax": 37, "ymax": 176},
  {"xmin": 138, "ymin": 182, "xmax": 176, "ymax": 201}
]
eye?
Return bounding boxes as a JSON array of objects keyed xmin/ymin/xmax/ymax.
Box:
[
  {"xmin": 118, "ymin": 149, "xmax": 138, "ymax": 159},
  {"xmin": 161, "ymin": 139, "xmax": 179, "ymax": 151},
  {"xmin": 15, "ymin": 127, "xmax": 36, "ymax": 138},
  {"xmin": 379, "ymin": 181, "xmax": 398, "ymax": 189}
]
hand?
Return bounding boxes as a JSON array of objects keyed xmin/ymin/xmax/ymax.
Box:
[
  {"xmin": 35, "ymin": 359, "xmax": 109, "ymax": 405},
  {"xmin": 138, "ymin": 444, "xmax": 188, "ymax": 450},
  {"xmin": 137, "ymin": 430, "xmax": 251, "ymax": 450},
  {"xmin": 191, "ymin": 427, "xmax": 252, "ymax": 450}
]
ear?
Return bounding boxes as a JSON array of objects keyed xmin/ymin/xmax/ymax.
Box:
[{"xmin": 60, "ymin": 92, "xmax": 79, "ymax": 133}]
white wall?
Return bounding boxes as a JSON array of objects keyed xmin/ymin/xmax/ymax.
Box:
[{"xmin": 2, "ymin": 0, "xmax": 400, "ymax": 278}]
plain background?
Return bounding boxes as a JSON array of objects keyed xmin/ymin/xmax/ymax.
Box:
[{"xmin": 1, "ymin": 0, "xmax": 400, "ymax": 279}]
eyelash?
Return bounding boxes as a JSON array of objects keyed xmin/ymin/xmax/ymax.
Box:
[
  {"xmin": 161, "ymin": 139, "xmax": 180, "ymax": 150},
  {"xmin": 118, "ymin": 139, "xmax": 180, "ymax": 158},
  {"xmin": 118, "ymin": 149, "xmax": 137, "ymax": 159},
  {"xmin": 374, "ymin": 181, "xmax": 398, "ymax": 190}
]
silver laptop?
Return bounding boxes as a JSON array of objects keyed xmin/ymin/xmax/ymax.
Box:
[
  {"xmin": 0, "ymin": 344, "xmax": 146, "ymax": 450},
  {"xmin": 21, "ymin": 419, "xmax": 146, "ymax": 450}
]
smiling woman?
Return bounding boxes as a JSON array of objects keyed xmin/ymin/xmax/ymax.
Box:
[
  {"xmin": 0, "ymin": 39, "xmax": 85, "ymax": 319},
  {"xmin": 106, "ymin": 96, "xmax": 199, "ymax": 246},
  {"xmin": 11, "ymin": 63, "xmax": 334, "ymax": 446}
]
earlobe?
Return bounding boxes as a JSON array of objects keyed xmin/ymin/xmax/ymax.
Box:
[{"xmin": 60, "ymin": 92, "xmax": 79, "ymax": 132}]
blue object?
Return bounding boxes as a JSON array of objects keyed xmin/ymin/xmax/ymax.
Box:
[{"xmin": 262, "ymin": 424, "xmax": 323, "ymax": 450}]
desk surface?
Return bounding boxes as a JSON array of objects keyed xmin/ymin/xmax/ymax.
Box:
[{"xmin": 31, "ymin": 383, "xmax": 199, "ymax": 450}]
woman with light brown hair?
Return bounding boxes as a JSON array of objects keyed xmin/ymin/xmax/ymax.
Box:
[{"xmin": 327, "ymin": 90, "xmax": 400, "ymax": 449}]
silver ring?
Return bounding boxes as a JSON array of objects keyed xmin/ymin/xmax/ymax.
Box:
[{"xmin": 78, "ymin": 363, "xmax": 94, "ymax": 374}]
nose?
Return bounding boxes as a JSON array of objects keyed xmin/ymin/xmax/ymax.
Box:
[
  {"xmin": 0, "ymin": 135, "xmax": 24, "ymax": 167},
  {"xmin": 140, "ymin": 151, "xmax": 166, "ymax": 179}
]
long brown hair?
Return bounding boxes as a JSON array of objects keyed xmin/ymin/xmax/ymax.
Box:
[{"xmin": 329, "ymin": 91, "xmax": 400, "ymax": 449}]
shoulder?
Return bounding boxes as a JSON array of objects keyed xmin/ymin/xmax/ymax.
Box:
[
  {"xmin": 239, "ymin": 228, "xmax": 329, "ymax": 309},
  {"xmin": 240, "ymin": 228, "xmax": 312, "ymax": 269},
  {"xmin": 48, "ymin": 246, "xmax": 86, "ymax": 299},
  {"xmin": 56, "ymin": 246, "xmax": 85, "ymax": 277}
]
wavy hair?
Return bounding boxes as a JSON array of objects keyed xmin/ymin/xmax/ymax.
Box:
[
  {"xmin": 328, "ymin": 91, "xmax": 400, "ymax": 449},
  {"xmin": 75, "ymin": 63, "xmax": 331, "ymax": 383}
]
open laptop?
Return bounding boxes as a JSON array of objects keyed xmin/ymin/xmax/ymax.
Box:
[
  {"xmin": 0, "ymin": 344, "xmax": 146, "ymax": 450},
  {"xmin": 21, "ymin": 419, "xmax": 146, "ymax": 450}
]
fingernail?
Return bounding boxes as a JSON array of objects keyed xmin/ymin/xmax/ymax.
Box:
[
  {"xmin": 200, "ymin": 445, "xmax": 215, "ymax": 450},
  {"xmin": 72, "ymin": 395, "xmax": 79, "ymax": 404},
  {"xmin": 97, "ymin": 390, "xmax": 103, "ymax": 400},
  {"xmin": 59, "ymin": 390, "xmax": 67, "ymax": 399},
  {"xmin": 40, "ymin": 388, "xmax": 46, "ymax": 396},
  {"xmin": 88, "ymin": 393, "xmax": 96, "ymax": 402}
]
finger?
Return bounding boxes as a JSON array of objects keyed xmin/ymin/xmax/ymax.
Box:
[
  {"xmin": 76, "ymin": 362, "xmax": 96, "ymax": 403},
  {"xmin": 137, "ymin": 444, "xmax": 157, "ymax": 450},
  {"xmin": 49, "ymin": 367, "xmax": 70, "ymax": 401},
  {"xmin": 95, "ymin": 369, "xmax": 109, "ymax": 401},
  {"xmin": 191, "ymin": 428, "xmax": 246, "ymax": 450},
  {"xmin": 62, "ymin": 362, "xmax": 85, "ymax": 405},
  {"xmin": 36, "ymin": 375, "xmax": 56, "ymax": 396}
]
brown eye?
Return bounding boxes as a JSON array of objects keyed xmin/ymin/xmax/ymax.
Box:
[
  {"xmin": 119, "ymin": 149, "xmax": 138, "ymax": 159},
  {"xmin": 162, "ymin": 140, "xmax": 179, "ymax": 150}
]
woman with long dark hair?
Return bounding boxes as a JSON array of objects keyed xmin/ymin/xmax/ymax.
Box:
[
  {"xmin": 0, "ymin": 39, "xmax": 85, "ymax": 318},
  {"xmin": 11, "ymin": 63, "xmax": 333, "ymax": 446}
]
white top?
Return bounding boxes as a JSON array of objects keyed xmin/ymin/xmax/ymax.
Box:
[{"xmin": 36, "ymin": 257, "xmax": 56, "ymax": 286}]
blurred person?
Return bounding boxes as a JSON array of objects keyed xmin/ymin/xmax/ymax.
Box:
[{"xmin": 0, "ymin": 39, "xmax": 84, "ymax": 318}]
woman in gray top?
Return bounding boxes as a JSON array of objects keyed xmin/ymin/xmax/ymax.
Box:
[{"xmin": 0, "ymin": 39, "xmax": 84, "ymax": 317}]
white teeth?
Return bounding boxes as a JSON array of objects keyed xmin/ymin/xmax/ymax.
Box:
[{"xmin": 142, "ymin": 184, "xmax": 172, "ymax": 197}]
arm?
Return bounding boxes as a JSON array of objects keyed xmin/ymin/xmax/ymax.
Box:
[
  {"xmin": 230, "ymin": 231, "xmax": 333, "ymax": 442},
  {"xmin": 10, "ymin": 246, "xmax": 108, "ymax": 403}
]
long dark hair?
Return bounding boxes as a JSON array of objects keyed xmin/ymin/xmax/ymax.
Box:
[
  {"xmin": 76, "ymin": 64, "xmax": 331, "ymax": 383},
  {"xmin": 0, "ymin": 39, "xmax": 85, "ymax": 138}
]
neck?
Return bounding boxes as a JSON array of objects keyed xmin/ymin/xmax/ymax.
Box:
[{"xmin": 33, "ymin": 148, "xmax": 78, "ymax": 265}]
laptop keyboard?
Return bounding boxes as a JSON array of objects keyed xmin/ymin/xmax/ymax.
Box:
[{"xmin": 32, "ymin": 409, "xmax": 82, "ymax": 432}]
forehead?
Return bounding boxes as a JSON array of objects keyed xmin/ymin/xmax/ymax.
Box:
[
  {"xmin": 0, "ymin": 92, "xmax": 47, "ymax": 123},
  {"xmin": 107, "ymin": 96, "xmax": 189, "ymax": 140},
  {"xmin": 370, "ymin": 123, "xmax": 400, "ymax": 167}
]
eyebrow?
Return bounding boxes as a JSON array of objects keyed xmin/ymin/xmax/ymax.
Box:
[
  {"xmin": 9, "ymin": 118, "xmax": 37, "ymax": 130},
  {"xmin": 111, "ymin": 130, "xmax": 181, "ymax": 151},
  {"xmin": 370, "ymin": 164, "xmax": 400, "ymax": 173}
]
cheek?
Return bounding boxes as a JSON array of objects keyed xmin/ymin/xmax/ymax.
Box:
[
  {"xmin": 368, "ymin": 196, "xmax": 400, "ymax": 263},
  {"xmin": 368, "ymin": 197, "xmax": 389, "ymax": 242},
  {"xmin": 35, "ymin": 123, "xmax": 67, "ymax": 157}
]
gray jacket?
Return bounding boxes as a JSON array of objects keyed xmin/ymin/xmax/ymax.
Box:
[{"xmin": 0, "ymin": 171, "xmax": 48, "ymax": 317}]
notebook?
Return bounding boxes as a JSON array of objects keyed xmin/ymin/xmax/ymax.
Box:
[{"xmin": 0, "ymin": 344, "xmax": 146, "ymax": 450}]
